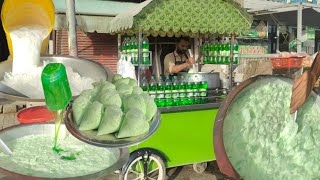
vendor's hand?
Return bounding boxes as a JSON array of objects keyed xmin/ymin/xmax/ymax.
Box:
[
  {"xmin": 290, "ymin": 71, "xmax": 316, "ymax": 113},
  {"xmin": 187, "ymin": 57, "xmax": 195, "ymax": 66}
]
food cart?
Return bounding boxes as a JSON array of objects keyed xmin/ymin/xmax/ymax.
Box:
[{"xmin": 108, "ymin": 0, "xmax": 253, "ymax": 179}]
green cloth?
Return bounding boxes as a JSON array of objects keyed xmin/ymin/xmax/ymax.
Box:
[{"xmin": 109, "ymin": 0, "xmax": 252, "ymax": 36}]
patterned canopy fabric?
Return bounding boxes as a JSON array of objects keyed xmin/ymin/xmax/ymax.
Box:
[{"xmin": 108, "ymin": 0, "xmax": 253, "ymax": 37}]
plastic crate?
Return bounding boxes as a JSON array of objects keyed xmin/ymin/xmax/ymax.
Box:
[{"xmin": 271, "ymin": 57, "xmax": 304, "ymax": 69}]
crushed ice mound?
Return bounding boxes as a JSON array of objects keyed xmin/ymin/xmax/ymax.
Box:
[
  {"xmin": 1, "ymin": 61, "xmax": 94, "ymax": 99},
  {"xmin": 223, "ymin": 77, "xmax": 320, "ymax": 180}
]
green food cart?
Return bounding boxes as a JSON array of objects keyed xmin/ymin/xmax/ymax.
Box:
[{"xmin": 107, "ymin": 0, "xmax": 253, "ymax": 179}]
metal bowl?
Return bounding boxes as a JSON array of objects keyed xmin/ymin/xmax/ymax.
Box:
[
  {"xmin": 65, "ymin": 104, "xmax": 161, "ymax": 148},
  {"xmin": 213, "ymin": 75, "xmax": 319, "ymax": 179},
  {"xmin": 0, "ymin": 123, "xmax": 129, "ymax": 180},
  {"xmin": 0, "ymin": 55, "xmax": 114, "ymax": 102}
]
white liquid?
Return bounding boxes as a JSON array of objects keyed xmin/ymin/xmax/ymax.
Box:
[
  {"xmin": 9, "ymin": 26, "xmax": 48, "ymax": 74},
  {"xmin": 1, "ymin": 26, "xmax": 95, "ymax": 99}
]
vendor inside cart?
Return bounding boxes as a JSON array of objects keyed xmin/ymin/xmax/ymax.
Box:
[{"xmin": 163, "ymin": 36, "xmax": 195, "ymax": 76}]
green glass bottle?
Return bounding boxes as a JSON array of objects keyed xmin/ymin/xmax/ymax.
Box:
[
  {"xmin": 186, "ymin": 75, "xmax": 194, "ymax": 105},
  {"xmin": 41, "ymin": 63, "xmax": 72, "ymax": 111},
  {"xmin": 234, "ymin": 40, "xmax": 239, "ymax": 65},
  {"xmin": 203, "ymin": 56, "xmax": 209, "ymax": 64},
  {"xmin": 200, "ymin": 75, "xmax": 208, "ymax": 104},
  {"xmin": 209, "ymin": 56, "xmax": 214, "ymax": 64},
  {"xmin": 156, "ymin": 76, "xmax": 165, "ymax": 107},
  {"xmin": 172, "ymin": 76, "xmax": 180, "ymax": 106},
  {"xmin": 225, "ymin": 42, "xmax": 230, "ymax": 64},
  {"xmin": 164, "ymin": 76, "xmax": 173, "ymax": 106},
  {"xmin": 148, "ymin": 76, "xmax": 157, "ymax": 104},
  {"xmin": 142, "ymin": 36, "xmax": 150, "ymax": 65},
  {"xmin": 131, "ymin": 37, "xmax": 138, "ymax": 64},
  {"xmin": 178, "ymin": 76, "xmax": 186, "ymax": 105},
  {"xmin": 121, "ymin": 37, "xmax": 127, "ymax": 53},
  {"xmin": 218, "ymin": 44, "xmax": 223, "ymax": 64},
  {"xmin": 193, "ymin": 75, "xmax": 201, "ymax": 104},
  {"xmin": 141, "ymin": 76, "xmax": 149, "ymax": 91}
]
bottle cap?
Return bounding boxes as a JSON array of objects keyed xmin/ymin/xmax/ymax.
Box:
[{"xmin": 17, "ymin": 106, "xmax": 54, "ymax": 124}]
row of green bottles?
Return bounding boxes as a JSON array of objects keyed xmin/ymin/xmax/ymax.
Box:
[
  {"xmin": 201, "ymin": 39, "xmax": 239, "ymax": 65},
  {"xmin": 142, "ymin": 75, "xmax": 208, "ymax": 107},
  {"xmin": 121, "ymin": 36, "xmax": 150, "ymax": 65}
]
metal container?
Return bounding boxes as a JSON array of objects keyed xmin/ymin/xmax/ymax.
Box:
[
  {"xmin": 65, "ymin": 105, "xmax": 161, "ymax": 148},
  {"xmin": 0, "ymin": 123, "xmax": 129, "ymax": 180},
  {"xmin": 213, "ymin": 75, "xmax": 319, "ymax": 179},
  {"xmin": 0, "ymin": 55, "xmax": 113, "ymax": 102},
  {"xmin": 178, "ymin": 72, "xmax": 220, "ymax": 89}
]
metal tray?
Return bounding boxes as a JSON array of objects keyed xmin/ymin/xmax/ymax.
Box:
[
  {"xmin": 64, "ymin": 105, "xmax": 161, "ymax": 148},
  {"xmin": 0, "ymin": 123, "xmax": 129, "ymax": 180},
  {"xmin": 0, "ymin": 55, "xmax": 113, "ymax": 102}
]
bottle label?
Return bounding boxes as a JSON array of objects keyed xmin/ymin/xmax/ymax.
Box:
[
  {"xmin": 165, "ymin": 90, "xmax": 172, "ymax": 99},
  {"xmin": 179, "ymin": 89, "xmax": 186, "ymax": 98},
  {"xmin": 172, "ymin": 90, "xmax": 179, "ymax": 99},
  {"xmin": 199, "ymin": 88, "xmax": 207, "ymax": 97},
  {"xmin": 134, "ymin": 52, "xmax": 138, "ymax": 58},
  {"xmin": 143, "ymin": 48, "xmax": 149, "ymax": 58},
  {"xmin": 193, "ymin": 89, "xmax": 200, "ymax": 97},
  {"xmin": 186, "ymin": 89, "xmax": 193, "ymax": 97},
  {"xmin": 157, "ymin": 91, "xmax": 164, "ymax": 99},
  {"xmin": 149, "ymin": 91, "xmax": 156, "ymax": 98}
]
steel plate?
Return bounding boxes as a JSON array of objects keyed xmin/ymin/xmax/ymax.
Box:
[{"xmin": 64, "ymin": 104, "xmax": 161, "ymax": 148}]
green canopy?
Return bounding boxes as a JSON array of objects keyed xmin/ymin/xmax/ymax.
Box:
[{"xmin": 108, "ymin": 0, "xmax": 253, "ymax": 37}]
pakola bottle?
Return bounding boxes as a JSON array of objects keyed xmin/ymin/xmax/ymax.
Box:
[
  {"xmin": 171, "ymin": 76, "xmax": 180, "ymax": 106},
  {"xmin": 225, "ymin": 40, "xmax": 231, "ymax": 64},
  {"xmin": 200, "ymin": 75, "xmax": 208, "ymax": 104},
  {"xmin": 148, "ymin": 76, "xmax": 157, "ymax": 103},
  {"xmin": 131, "ymin": 37, "xmax": 138, "ymax": 64},
  {"xmin": 141, "ymin": 76, "xmax": 149, "ymax": 91},
  {"xmin": 142, "ymin": 36, "xmax": 150, "ymax": 65},
  {"xmin": 178, "ymin": 76, "xmax": 187, "ymax": 105},
  {"xmin": 41, "ymin": 63, "xmax": 72, "ymax": 111},
  {"xmin": 156, "ymin": 76, "xmax": 165, "ymax": 107},
  {"xmin": 186, "ymin": 75, "xmax": 194, "ymax": 105},
  {"xmin": 193, "ymin": 75, "xmax": 201, "ymax": 104},
  {"xmin": 164, "ymin": 76, "xmax": 173, "ymax": 106},
  {"xmin": 233, "ymin": 39, "xmax": 239, "ymax": 64}
]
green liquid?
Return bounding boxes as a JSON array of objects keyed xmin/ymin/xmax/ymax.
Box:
[
  {"xmin": 53, "ymin": 146, "xmax": 64, "ymax": 154},
  {"xmin": 52, "ymin": 110, "xmax": 78, "ymax": 161},
  {"xmin": 53, "ymin": 110, "xmax": 63, "ymax": 149}
]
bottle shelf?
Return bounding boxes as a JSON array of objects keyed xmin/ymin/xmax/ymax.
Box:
[{"xmin": 119, "ymin": 51, "xmax": 153, "ymax": 66}]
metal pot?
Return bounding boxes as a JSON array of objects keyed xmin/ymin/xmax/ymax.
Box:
[
  {"xmin": 0, "ymin": 55, "xmax": 113, "ymax": 102},
  {"xmin": 178, "ymin": 72, "xmax": 221, "ymax": 89},
  {"xmin": 0, "ymin": 123, "xmax": 129, "ymax": 180},
  {"xmin": 213, "ymin": 75, "xmax": 319, "ymax": 179}
]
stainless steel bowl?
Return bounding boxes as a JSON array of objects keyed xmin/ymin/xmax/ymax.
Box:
[
  {"xmin": 178, "ymin": 72, "xmax": 221, "ymax": 89},
  {"xmin": 0, "ymin": 123, "xmax": 129, "ymax": 180},
  {"xmin": 0, "ymin": 55, "xmax": 114, "ymax": 102},
  {"xmin": 65, "ymin": 105, "xmax": 161, "ymax": 148}
]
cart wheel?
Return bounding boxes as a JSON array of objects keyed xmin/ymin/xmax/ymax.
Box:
[
  {"xmin": 120, "ymin": 151, "xmax": 166, "ymax": 180},
  {"xmin": 193, "ymin": 162, "xmax": 208, "ymax": 173}
]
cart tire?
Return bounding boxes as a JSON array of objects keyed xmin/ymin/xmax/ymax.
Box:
[
  {"xmin": 193, "ymin": 162, "xmax": 208, "ymax": 173},
  {"xmin": 120, "ymin": 150, "xmax": 166, "ymax": 180}
]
